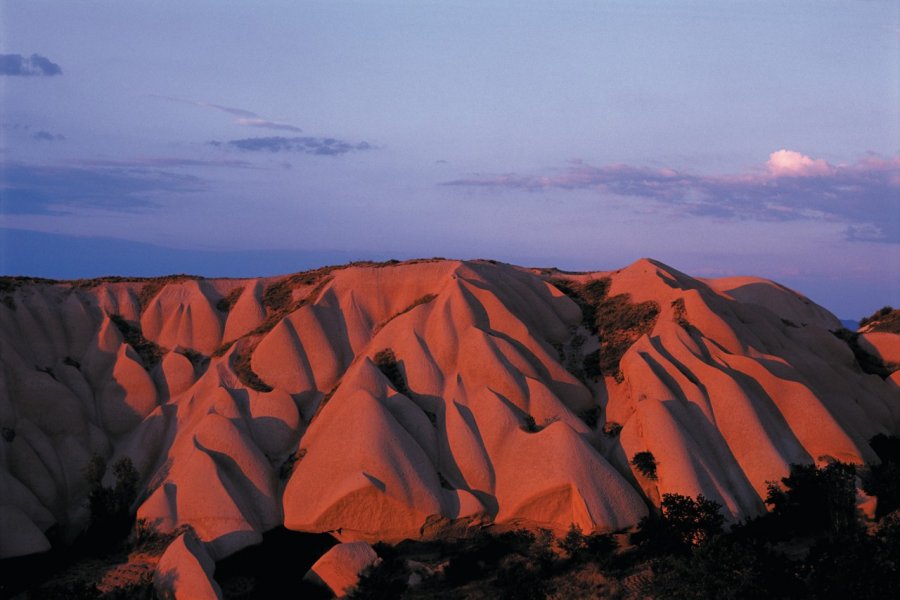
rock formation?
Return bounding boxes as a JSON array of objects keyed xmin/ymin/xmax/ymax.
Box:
[{"xmin": 1, "ymin": 258, "xmax": 896, "ymax": 581}]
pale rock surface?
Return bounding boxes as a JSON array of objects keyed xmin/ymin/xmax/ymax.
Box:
[
  {"xmin": 0, "ymin": 257, "xmax": 896, "ymax": 577},
  {"xmin": 305, "ymin": 541, "xmax": 379, "ymax": 597},
  {"xmin": 154, "ymin": 530, "xmax": 223, "ymax": 600},
  {"xmin": 222, "ymin": 280, "xmax": 265, "ymax": 342},
  {"xmin": 859, "ymin": 332, "xmax": 900, "ymax": 367}
]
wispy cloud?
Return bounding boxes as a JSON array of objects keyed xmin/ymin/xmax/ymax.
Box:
[
  {"xmin": 154, "ymin": 95, "xmax": 302, "ymax": 132},
  {"xmin": 0, "ymin": 160, "xmax": 204, "ymax": 215},
  {"xmin": 67, "ymin": 156, "xmax": 256, "ymax": 169},
  {"xmin": 444, "ymin": 151, "xmax": 900, "ymax": 243},
  {"xmin": 32, "ymin": 130, "xmax": 66, "ymax": 142},
  {"xmin": 0, "ymin": 53, "xmax": 62, "ymax": 77},
  {"xmin": 210, "ymin": 136, "xmax": 374, "ymax": 156}
]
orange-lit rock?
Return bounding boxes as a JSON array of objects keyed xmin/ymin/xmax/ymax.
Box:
[{"xmin": 0, "ymin": 258, "xmax": 896, "ymax": 587}]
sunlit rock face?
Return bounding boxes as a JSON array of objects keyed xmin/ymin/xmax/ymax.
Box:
[{"xmin": 1, "ymin": 259, "xmax": 897, "ymax": 561}]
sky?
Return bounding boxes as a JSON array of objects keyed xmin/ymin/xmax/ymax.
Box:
[{"xmin": 0, "ymin": 0, "xmax": 898, "ymax": 319}]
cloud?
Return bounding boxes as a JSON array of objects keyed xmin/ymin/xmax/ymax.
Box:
[
  {"xmin": 154, "ymin": 95, "xmax": 302, "ymax": 132},
  {"xmin": 67, "ymin": 156, "xmax": 256, "ymax": 169},
  {"xmin": 766, "ymin": 149, "xmax": 832, "ymax": 177},
  {"xmin": 444, "ymin": 151, "xmax": 900, "ymax": 243},
  {"xmin": 210, "ymin": 136, "xmax": 374, "ymax": 156},
  {"xmin": 0, "ymin": 160, "xmax": 204, "ymax": 215},
  {"xmin": 32, "ymin": 131, "xmax": 66, "ymax": 142},
  {"xmin": 0, "ymin": 53, "xmax": 62, "ymax": 76}
]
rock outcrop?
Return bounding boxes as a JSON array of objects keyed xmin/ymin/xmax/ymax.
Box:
[{"xmin": 0, "ymin": 258, "xmax": 896, "ymax": 577}]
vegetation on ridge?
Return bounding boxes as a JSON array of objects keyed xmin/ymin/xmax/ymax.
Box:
[
  {"xmin": 860, "ymin": 306, "xmax": 900, "ymax": 334},
  {"xmin": 374, "ymin": 348, "xmax": 410, "ymax": 396},
  {"xmin": 549, "ymin": 276, "xmax": 659, "ymax": 382},
  {"xmin": 216, "ymin": 285, "xmax": 245, "ymax": 312},
  {"xmin": 109, "ymin": 314, "xmax": 165, "ymax": 368},
  {"xmin": 232, "ymin": 339, "xmax": 274, "ymax": 392}
]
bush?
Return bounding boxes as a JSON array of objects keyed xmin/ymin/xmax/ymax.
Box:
[
  {"xmin": 649, "ymin": 535, "xmax": 802, "ymax": 600},
  {"xmin": 765, "ymin": 461, "xmax": 859, "ymax": 537},
  {"xmin": 660, "ymin": 493, "xmax": 724, "ymax": 548},
  {"xmin": 109, "ymin": 314, "xmax": 164, "ymax": 368},
  {"xmin": 216, "ymin": 286, "xmax": 244, "ymax": 312},
  {"xmin": 671, "ymin": 298, "xmax": 690, "ymax": 328},
  {"xmin": 84, "ymin": 455, "xmax": 140, "ymax": 551},
  {"xmin": 861, "ymin": 435, "xmax": 900, "ymax": 518},
  {"xmin": 551, "ymin": 276, "xmax": 658, "ymax": 381},
  {"xmin": 373, "ymin": 348, "xmax": 410, "ymax": 396},
  {"xmin": 558, "ymin": 524, "xmax": 587, "ymax": 560},
  {"xmin": 633, "ymin": 493, "xmax": 724, "ymax": 556},
  {"xmin": 859, "ymin": 306, "xmax": 899, "ymax": 333},
  {"xmin": 631, "ymin": 451, "xmax": 658, "ymax": 480},
  {"xmin": 602, "ymin": 421, "xmax": 623, "ymax": 436},
  {"xmin": 349, "ymin": 543, "xmax": 409, "ymax": 599},
  {"xmin": 495, "ymin": 557, "xmax": 549, "ymax": 600},
  {"xmin": 232, "ymin": 343, "xmax": 273, "ymax": 392}
]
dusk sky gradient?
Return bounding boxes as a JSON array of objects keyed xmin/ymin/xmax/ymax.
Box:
[{"xmin": 1, "ymin": 0, "xmax": 898, "ymax": 318}]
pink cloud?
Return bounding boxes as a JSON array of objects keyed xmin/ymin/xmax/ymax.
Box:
[
  {"xmin": 766, "ymin": 149, "xmax": 833, "ymax": 177},
  {"xmin": 443, "ymin": 150, "xmax": 900, "ymax": 243}
]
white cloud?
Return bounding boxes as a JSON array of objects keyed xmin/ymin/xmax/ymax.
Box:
[{"xmin": 766, "ymin": 149, "xmax": 833, "ymax": 177}]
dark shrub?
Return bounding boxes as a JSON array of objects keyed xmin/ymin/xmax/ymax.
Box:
[
  {"xmin": 603, "ymin": 421, "xmax": 623, "ymax": 436},
  {"xmin": 859, "ymin": 306, "xmax": 899, "ymax": 332},
  {"xmin": 671, "ymin": 298, "xmax": 690, "ymax": 328},
  {"xmin": 550, "ymin": 276, "xmax": 658, "ymax": 381},
  {"xmin": 83, "ymin": 455, "xmax": 140, "ymax": 551},
  {"xmin": 765, "ymin": 461, "xmax": 859, "ymax": 537},
  {"xmin": 109, "ymin": 314, "xmax": 164, "ymax": 368},
  {"xmin": 232, "ymin": 343, "xmax": 273, "ymax": 392},
  {"xmin": 348, "ymin": 543, "xmax": 409, "ymax": 599},
  {"xmin": 495, "ymin": 557, "xmax": 548, "ymax": 600},
  {"xmin": 660, "ymin": 493, "xmax": 724, "ymax": 548},
  {"xmin": 802, "ymin": 525, "xmax": 900, "ymax": 600},
  {"xmin": 650, "ymin": 535, "xmax": 802, "ymax": 600},
  {"xmin": 216, "ymin": 286, "xmax": 244, "ymax": 312},
  {"xmin": 633, "ymin": 493, "xmax": 724, "ymax": 555},
  {"xmin": 862, "ymin": 434, "xmax": 900, "ymax": 518},
  {"xmin": 558, "ymin": 524, "xmax": 587, "ymax": 560},
  {"xmin": 631, "ymin": 451, "xmax": 658, "ymax": 480},
  {"xmin": 373, "ymin": 348, "xmax": 410, "ymax": 396}
]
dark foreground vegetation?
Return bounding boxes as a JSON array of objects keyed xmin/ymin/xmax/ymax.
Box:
[
  {"xmin": 348, "ymin": 436, "xmax": 900, "ymax": 600},
  {"xmin": 0, "ymin": 456, "xmax": 166, "ymax": 599},
  {"xmin": 5, "ymin": 436, "xmax": 900, "ymax": 599}
]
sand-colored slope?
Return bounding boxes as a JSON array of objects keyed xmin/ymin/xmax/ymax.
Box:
[
  {"xmin": 589, "ymin": 260, "xmax": 898, "ymax": 520},
  {"xmin": 0, "ymin": 258, "xmax": 896, "ymax": 572}
]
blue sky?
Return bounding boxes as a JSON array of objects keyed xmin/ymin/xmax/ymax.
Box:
[{"xmin": 1, "ymin": 0, "xmax": 898, "ymax": 318}]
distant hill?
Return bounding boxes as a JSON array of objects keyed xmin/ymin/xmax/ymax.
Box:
[{"xmin": 841, "ymin": 319, "xmax": 860, "ymax": 331}]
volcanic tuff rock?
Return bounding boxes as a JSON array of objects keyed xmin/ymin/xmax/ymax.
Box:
[
  {"xmin": 304, "ymin": 541, "xmax": 379, "ymax": 597},
  {"xmin": 0, "ymin": 259, "xmax": 897, "ymax": 566}
]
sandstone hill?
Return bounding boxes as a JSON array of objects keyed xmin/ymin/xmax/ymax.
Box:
[{"xmin": 1, "ymin": 258, "xmax": 897, "ymax": 591}]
